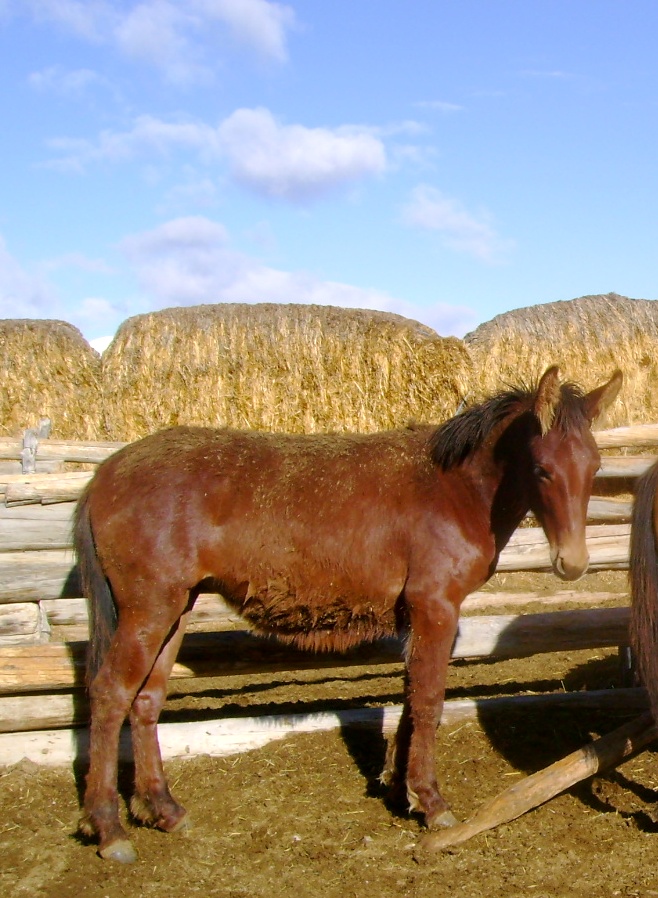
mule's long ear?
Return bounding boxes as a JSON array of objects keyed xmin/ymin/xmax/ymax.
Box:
[
  {"xmin": 583, "ymin": 369, "xmax": 623, "ymax": 424},
  {"xmin": 534, "ymin": 366, "xmax": 561, "ymax": 435}
]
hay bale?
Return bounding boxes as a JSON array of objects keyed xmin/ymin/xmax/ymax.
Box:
[
  {"xmin": 101, "ymin": 303, "xmax": 472, "ymax": 439},
  {"xmin": 0, "ymin": 320, "xmax": 103, "ymax": 439},
  {"xmin": 464, "ymin": 294, "xmax": 658, "ymax": 427}
]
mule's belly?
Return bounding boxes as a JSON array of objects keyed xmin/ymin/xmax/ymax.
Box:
[{"xmin": 218, "ymin": 564, "xmax": 403, "ymax": 652}]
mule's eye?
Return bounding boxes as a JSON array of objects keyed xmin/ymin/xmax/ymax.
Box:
[{"xmin": 534, "ymin": 465, "xmax": 552, "ymax": 482}]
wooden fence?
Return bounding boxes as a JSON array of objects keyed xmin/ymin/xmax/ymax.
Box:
[{"xmin": 0, "ymin": 424, "xmax": 657, "ymax": 766}]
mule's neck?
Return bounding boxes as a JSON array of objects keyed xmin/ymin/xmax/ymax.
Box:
[{"xmin": 465, "ymin": 409, "xmax": 538, "ymax": 555}]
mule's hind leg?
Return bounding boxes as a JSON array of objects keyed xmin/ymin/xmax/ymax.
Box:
[
  {"xmin": 386, "ymin": 594, "xmax": 459, "ymax": 829},
  {"xmin": 129, "ymin": 606, "xmax": 192, "ymax": 833},
  {"xmin": 82, "ymin": 593, "xmax": 190, "ymax": 862},
  {"xmin": 81, "ymin": 636, "xmax": 141, "ymax": 863}
]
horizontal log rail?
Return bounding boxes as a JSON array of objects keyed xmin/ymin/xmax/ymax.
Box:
[
  {"xmin": 0, "ymin": 684, "xmax": 646, "ymax": 737},
  {"xmin": 2, "ymin": 471, "xmax": 92, "ymax": 506},
  {"xmin": 0, "ymin": 687, "xmax": 649, "ymax": 765},
  {"xmin": 0, "ymin": 589, "xmax": 621, "ymax": 640},
  {"xmin": 0, "ymin": 438, "xmax": 123, "ymax": 466},
  {"xmin": 593, "ymin": 423, "xmax": 658, "ymax": 449},
  {"xmin": 0, "ymin": 606, "xmax": 631, "ymax": 695}
]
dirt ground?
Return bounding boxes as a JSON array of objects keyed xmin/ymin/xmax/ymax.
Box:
[{"xmin": 3, "ymin": 571, "xmax": 658, "ymax": 898}]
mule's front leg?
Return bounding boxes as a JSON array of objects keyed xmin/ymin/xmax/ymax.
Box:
[{"xmin": 388, "ymin": 597, "xmax": 459, "ymax": 829}]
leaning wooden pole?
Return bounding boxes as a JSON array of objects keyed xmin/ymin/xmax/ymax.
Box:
[{"xmin": 420, "ymin": 711, "xmax": 657, "ymax": 852}]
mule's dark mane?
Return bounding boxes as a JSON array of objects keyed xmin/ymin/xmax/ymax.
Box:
[{"xmin": 430, "ymin": 381, "xmax": 588, "ymax": 471}]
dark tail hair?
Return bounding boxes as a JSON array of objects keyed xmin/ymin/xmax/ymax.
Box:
[
  {"xmin": 73, "ymin": 485, "xmax": 117, "ymax": 686},
  {"xmin": 629, "ymin": 460, "xmax": 658, "ymax": 722}
]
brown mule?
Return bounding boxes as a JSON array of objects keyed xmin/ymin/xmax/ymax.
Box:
[{"xmin": 74, "ymin": 366, "xmax": 622, "ymax": 861}]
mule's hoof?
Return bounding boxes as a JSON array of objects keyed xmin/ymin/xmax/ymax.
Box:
[
  {"xmin": 427, "ymin": 809, "xmax": 459, "ymax": 829},
  {"xmin": 166, "ymin": 812, "xmax": 191, "ymax": 834},
  {"xmin": 99, "ymin": 839, "xmax": 138, "ymax": 864}
]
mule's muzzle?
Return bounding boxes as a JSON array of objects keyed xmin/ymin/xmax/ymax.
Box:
[{"xmin": 551, "ymin": 545, "xmax": 589, "ymax": 582}]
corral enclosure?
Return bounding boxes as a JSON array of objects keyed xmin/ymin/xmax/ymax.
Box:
[{"xmin": 2, "ymin": 294, "xmax": 658, "ymax": 896}]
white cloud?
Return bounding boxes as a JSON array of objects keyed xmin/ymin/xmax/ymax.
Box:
[
  {"xmin": 0, "ymin": 220, "xmax": 476, "ymax": 340},
  {"xmin": 158, "ymin": 175, "xmax": 219, "ymax": 213},
  {"xmin": 25, "ymin": 0, "xmax": 113, "ymax": 41},
  {"xmin": 119, "ymin": 216, "xmax": 473, "ymax": 336},
  {"xmin": 40, "ymin": 251, "xmax": 114, "ymax": 275},
  {"xmin": 121, "ymin": 217, "xmax": 233, "ymax": 304},
  {"xmin": 28, "ymin": 65, "xmax": 106, "ymax": 96},
  {"xmin": 114, "ymin": 1, "xmax": 207, "ymax": 84},
  {"xmin": 43, "ymin": 114, "xmax": 222, "ymax": 172},
  {"xmin": 414, "ymin": 100, "xmax": 464, "ymax": 113},
  {"xmin": 43, "ymin": 107, "xmax": 388, "ymax": 201},
  {"xmin": 20, "ymin": 0, "xmax": 297, "ymax": 83},
  {"xmin": 195, "ymin": 0, "xmax": 296, "ymax": 63},
  {"xmin": 0, "ymin": 235, "xmax": 57, "ymax": 317},
  {"xmin": 0, "ymin": 233, "xmax": 132, "ymax": 340},
  {"xmin": 402, "ymin": 184, "xmax": 515, "ymax": 263},
  {"xmin": 218, "ymin": 107, "xmax": 387, "ymax": 201},
  {"xmin": 520, "ymin": 69, "xmax": 572, "ymax": 80}
]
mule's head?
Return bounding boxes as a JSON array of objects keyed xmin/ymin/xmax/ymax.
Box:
[{"xmin": 529, "ymin": 366, "xmax": 623, "ymax": 581}]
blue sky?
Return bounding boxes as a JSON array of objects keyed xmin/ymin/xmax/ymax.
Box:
[{"xmin": 1, "ymin": 1, "xmax": 657, "ymax": 349}]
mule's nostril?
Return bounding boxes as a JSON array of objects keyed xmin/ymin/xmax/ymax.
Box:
[{"xmin": 555, "ymin": 553, "xmax": 588, "ymax": 582}]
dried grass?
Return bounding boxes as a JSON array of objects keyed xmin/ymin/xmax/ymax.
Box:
[
  {"xmin": 0, "ymin": 319, "xmax": 103, "ymax": 439},
  {"xmin": 464, "ymin": 293, "xmax": 658, "ymax": 427},
  {"xmin": 101, "ymin": 303, "xmax": 472, "ymax": 440}
]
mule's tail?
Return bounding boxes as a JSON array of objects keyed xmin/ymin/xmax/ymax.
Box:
[
  {"xmin": 73, "ymin": 485, "xmax": 117, "ymax": 686},
  {"xmin": 629, "ymin": 460, "xmax": 658, "ymax": 722}
]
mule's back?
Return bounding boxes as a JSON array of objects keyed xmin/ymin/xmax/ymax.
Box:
[{"xmin": 85, "ymin": 425, "xmax": 440, "ymax": 650}]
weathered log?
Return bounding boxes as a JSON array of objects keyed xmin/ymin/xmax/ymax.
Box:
[
  {"xmin": 0, "ymin": 607, "xmax": 631, "ymax": 694},
  {"xmin": 586, "ymin": 497, "xmax": 632, "ymax": 523},
  {"xmin": 0, "ymin": 504, "xmax": 73, "ymax": 521},
  {"xmin": 0, "ymin": 602, "xmax": 50, "ymax": 644},
  {"xmin": 41, "ymin": 593, "xmax": 239, "ymax": 630},
  {"xmin": 1, "ymin": 472, "xmax": 92, "ymax": 506},
  {"xmin": 37, "ymin": 590, "xmax": 626, "ymax": 634},
  {"xmin": 0, "ymin": 460, "xmax": 64, "ymax": 476},
  {"xmin": 0, "ymin": 705, "xmax": 398, "ymax": 765},
  {"xmin": 0, "ymin": 505, "xmax": 74, "ymax": 551},
  {"xmin": 0, "ymin": 692, "xmax": 91, "ymax": 732},
  {"xmin": 0, "ymin": 550, "xmax": 79, "ymax": 602},
  {"xmin": 497, "ymin": 524, "xmax": 630, "ymax": 572},
  {"xmin": 0, "ymin": 438, "xmax": 124, "ymax": 465},
  {"xmin": 594, "ymin": 423, "xmax": 658, "ymax": 449},
  {"xmin": 0, "ymin": 685, "xmax": 647, "ymax": 735},
  {"xmin": 465, "ymin": 591, "xmax": 624, "ymax": 610},
  {"xmin": 0, "ymin": 689, "xmax": 650, "ymax": 763},
  {"xmin": 598, "ymin": 456, "xmax": 654, "ymax": 479},
  {"xmin": 420, "ymin": 711, "xmax": 657, "ymax": 852}
]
